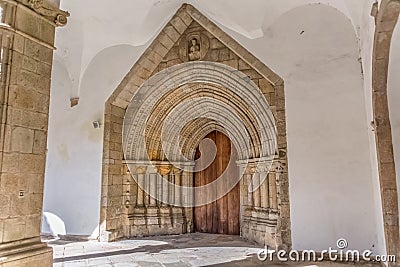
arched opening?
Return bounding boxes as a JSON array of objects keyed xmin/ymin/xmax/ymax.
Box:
[
  {"xmin": 194, "ymin": 131, "xmax": 240, "ymax": 235},
  {"xmin": 100, "ymin": 4, "xmax": 290, "ymax": 249}
]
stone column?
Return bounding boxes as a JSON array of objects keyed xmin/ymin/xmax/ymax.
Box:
[
  {"xmin": 246, "ymin": 173, "xmax": 253, "ymax": 207},
  {"xmin": 260, "ymin": 173, "xmax": 269, "ymax": 209},
  {"xmin": 145, "ymin": 165, "xmax": 159, "ymax": 231},
  {"xmin": 169, "ymin": 169, "xmax": 175, "ymax": 205},
  {"xmin": 0, "ymin": 1, "xmax": 68, "ymax": 266},
  {"xmin": 181, "ymin": 166, "xmax": 194, "ymax": 233},
  {"xmin": 148, "ymin": 167, "xmax": 157, "ymax": 206},
  {"xmin": 269, "ymin": 172, "xmax": 278, "ymax": 210},
  {"xmin": 158, "ymin": 165, "xmax": 171, "ymax": 206},
  {"xmin": 135, "ymin": 166, "xmax": 146, "ymax": 207},
  {"xmin": 158, "ymin": 165, "xmax": 172, "ymax": 228},
  {"xmin": 174, "ymin": 168, "xmax": 182, "ymax": 206},
  {"xmin": 252, "ymin": 170, "xmax": 261, "ymax": 208}
]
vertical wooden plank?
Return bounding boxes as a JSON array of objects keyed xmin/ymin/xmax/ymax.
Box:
[
  {"xmin": 206, "ymin": 131, "xmax": 216, "ymax": 233},
  {"xmin": 227, "ymin": 143, "xmax": 240, "ymax": 235},
  {"xmin": 218, "ymin": 131, "xmax": 229, "ymax": 234},
  {"xmin": 194, "ymin": 147, "xmax": 203, "ymax": 232}
]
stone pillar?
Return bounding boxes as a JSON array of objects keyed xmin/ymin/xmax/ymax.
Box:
[
  {"xmin": 148, "ymin": 168, "xmax": 157, "ymax": 206},
  {"xmin": 135, "ymin": 166, "xmax": 146, "ymax": 207},
  {"xmin": 158, "ymin": 165, "xmax": 171, "ymax": 228},
  {"xmin": 168, "ymin": 169, "xmax": 175, "ymax": 205},
  {"xmin": 0, "ymin": 1, "xmax": 68, "ymax": 266},
  {"xmin": 260, "ymin": 173, "xmax": 269, "ymax": 209},
  {"xmin": 181, "ymin": 165, "xmax": 194, "ymax": 233},
  {"xmin": 269, "ymin": 172, "xmax": 278, "ymax": 210},
  {"xmin": 252, "ymin": 171, "xmax": 261, "ymax": 208},
  {"xmin": 246, "ymin": 173, "xmax": 253, "ymax": 207},
  {"xmin": 158, "ymin": 165, "xmax": 171, "ymax": 206},
  {"xmin": 174, "ymin": 168, "xmax": 182, "ymax": 206}
]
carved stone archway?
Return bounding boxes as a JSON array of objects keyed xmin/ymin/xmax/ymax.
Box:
[
  {"xmin": 371, "ymin": 0, "xmax": 400, "ymax": 264},
  {"xmin": 100, "ymin": 4, "xmax": 290, "ymax": 249}
]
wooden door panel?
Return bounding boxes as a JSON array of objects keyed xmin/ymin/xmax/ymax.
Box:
[{"xmin": 194, "ymin": 131, "xmax": 240, "ymax": 235}]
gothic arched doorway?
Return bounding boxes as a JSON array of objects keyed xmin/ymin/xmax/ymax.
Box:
[
  {"xmin": 194, "ymin": 131, "xmax": 240, "ymax": 235},
  {"xmin": 100, "ymin": 4, "xmax": 290, "ymax": 249}
]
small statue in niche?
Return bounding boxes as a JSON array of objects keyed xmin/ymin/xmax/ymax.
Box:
[{"xmin": 188, "ymin": 38, "xmax": 201, "ymax": 61}]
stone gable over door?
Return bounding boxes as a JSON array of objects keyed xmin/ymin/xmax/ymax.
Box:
[{"xmin": 100, "ymin": 4, "xmax": 290, "ymax": 248}]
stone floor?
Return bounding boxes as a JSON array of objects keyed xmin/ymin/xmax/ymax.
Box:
[{"xmin": 47, "ymin": 233, "xmax": 380, "ymax": 267}]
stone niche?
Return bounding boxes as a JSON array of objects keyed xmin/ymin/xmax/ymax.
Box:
[{"xmin": 100, "ymin": 4, "xmax": 291, "ymax": 250}]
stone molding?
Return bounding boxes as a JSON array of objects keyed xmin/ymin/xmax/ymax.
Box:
[{"xmin": 2, "ymin": 0, "xmax": 69, "ymax": 26}]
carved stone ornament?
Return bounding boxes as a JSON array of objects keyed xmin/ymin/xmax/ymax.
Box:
[
  {"xmin": 157, "ymin": 165, "xmax": 171, "ymax": 176},
  {"xmin": 179, "ymin": 32, "xmax": 210, "ymax": 62},
  {"xmin": 28, "ymin": 0, "xmax": 43, "ymax": 9},
  {"xmin": 19, "ymin": 0, "xmax": 70, "ymax": 26},
  {"xmin": 135, "ymin": 166, "xmax": 147, "ymax": 174}
]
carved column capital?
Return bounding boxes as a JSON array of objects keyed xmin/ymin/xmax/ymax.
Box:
[
  {"xmin": 10, "ymin": 0, "xmax": 70, "ymax": 26},
  {"xmin": 157, "ymin": 165, "xmax": 171, "ymax": 176},
  {"xmin": 273, "ymin": 160, "xmax": 287, "ymax": 173},
  {"xmin": 171, "ymin": 167, "xmax": 183, "ymax": 175},
  {"xmin": 135, "ymin": 166, "xmax": 147, "ymax": 174}
]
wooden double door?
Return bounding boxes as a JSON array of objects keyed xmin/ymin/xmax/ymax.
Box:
[{"xmin": 194, "ymin": 131, "xmax": 240, "ymax": 235}]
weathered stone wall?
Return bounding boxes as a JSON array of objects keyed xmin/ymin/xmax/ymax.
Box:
[{"xmin": 0, "ymin": 0, "xmax": 67, "ymax": 265}]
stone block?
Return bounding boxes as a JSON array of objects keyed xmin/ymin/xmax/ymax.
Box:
[
  {"xmin": 22, "ymin": 56, "xmax": 38, "ymax": 72},
  {"xmin": 36, "ymin": 76, "xmax": 51, "ymax": 95},
  {"xmin": 164, "ymin": 46, "xmax": 180, "ymax": 61},
  {"xmin": 11, "ymin": 126, "xmax": 34, "ymax": 153},
  {"xmin": 0, "ymin": 196, "xmax": 10, "ymax": 219},
  {"xmin": 205, "ymin": 49, "xmax": 219, "ymax": 62},
  {"xmin": 38, "ymin": 47, "xmax": 53, "ymax": 65},
  {"xmin": 218, "ymin": 48, "xmax": 230, "ymax": 61},
  {"xmin": 167, "ymin": 58, "xmax": 182, "ymax": 67},
  {"xmin": 210, "ymin": 38, "xmax": 224, "ymax": 50},
  {"xmin": 6, "ymin": 107, "xmax": 23, "ymax": 126},
  {"xmin": 36, "ymin": 62, "xmax": 52, "ymax": 76},
  {"xmin": 221, "ymin": 60, "xmax": 238, "ymax": 69},
  {"xmin": 21, "ymin": 110, "xmax": 48, "ymax": 130},
  {"xmin": 163, "ymin": 25, "xmax": 181, "ymax": 43},
  {"xmin": 15, "ymin": 11, "xmax": 40, "ymax": 40},
  {"xmin": 380, "ymin": 162, "xmax": 397, "ymax": 189},
  {"xmin": 10, "ymin": 194, "xmax": 30, "ymax": 216},
  {"xmin": 27, "ymin": 174, "xmax": 43, "ymax": 194},
  {"xmin": 152, "ymin": 42, "xmax": 169, "ymax": 58},
  {"xmin": 24, "ymin": 39, "xmax": 41, "ymax": 61},
  {"xmin": 33, "ymin": 130, "xmax": 47, "ymax": 154},
  {"xmin": 39, "ymin": 19, "xmax": 56, "ymax": 45},
  {"xmin": 238, "ymin": 59, "xmax": 251, "ymax": 70},
  {"xmin": 259, "ymin": 79, "xmax": 275, "ymax": 94},
  {"xmin": 170, "ymin": 16, "xmax": 187, "ymax": 34},
  {"xmin": 3, "ymin": 217, "xmax": 26, "ymax": 242},
  {"xmin": 19, "ymin": 153, "xmax": 46, "ymax": 174},
  {"xmin": 13, "ymin": 34, "xmax": 25, "ymax": 54},
  {"xmin": 28, "ymin": 193, "xmax": 44, "ymax": 215},
  {"xmin": 2, "ymin": 153, "xmax": 20, "ymax": 173},
  {"xmin": 177, "ymin": 10, "xmax": 193, "ymax": 26}
]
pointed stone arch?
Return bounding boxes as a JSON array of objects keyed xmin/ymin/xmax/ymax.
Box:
[
  {"xmin": 100, "ymin": 4, "xmax": 290, "ymax": 249},
  {"xmin": 372, "ymin": 0, "xmax": 400, "ymax": 263}
]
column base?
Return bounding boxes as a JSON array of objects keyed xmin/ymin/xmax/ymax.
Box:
[
  {"xmin": 0, "ymin": 238, "xmax": 52, "ymax": 267},
  {"xmin": 129, "ymin": 206, "xmax": 187, "ymax": 237},
  {"xmin": 241, "ymin": 207, "xmax": 280, "ymax": 249}
]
